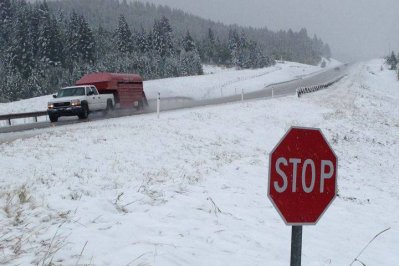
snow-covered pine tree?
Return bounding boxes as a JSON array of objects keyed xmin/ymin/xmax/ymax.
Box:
[
  {"xmin": 183, "ymin": 31, "xmax": 196, "ymax": 52},
  {"xmin": 77, "ymin": 15, "xmax": 95, "ymax": 64},
  {"xmin": 37, "ymin": 8, "xmax": 63, "ymax": 67},
  {"xmin": 386, "ymin": 51, "xmax": 397, "ymax": 70},
  {"xmin": 205, "ymin": 28, "xmax": 216, "ymax": 64},
  {"xmin": 0, "ymin": 0, "xmax": 13, "ymax": 56},
  {"xmin": 65, "ymin": 11, "xmax": 80, "ymax": 72},
  {"xmin": 178, "ymin": 30, "xmax": 202, "ymax": 75},
  {"xmin": 7, "ymin": 6, "xmax": 35, "ymax": 79},
  {"xmin": 2, "ymin": 69, "xmax": 24, "ymax": 101},
  {"xmin": 95, "ymin": 25, "xmax": 111, "ymax": 63},
  {"xmin": 152, "ymin": 16, "xmax": 174, "ymax": 57},
  {"xmin": 215, "ymin": 37, "xmax": 231, "ymax": 65},
  {"xmin": 136, "ymin": 26, "xmax": 149, "ymax": 54},
  {"xmin": 116, "ymin": 15, "xmax": 133, "ymax": 54},
  {"xmin": 228, "ymin": 29, "xmax": 240, "ymax": 67},
  {"xmin": 65, "ymin": 12, "xmax": 95, "ymax": 75}
]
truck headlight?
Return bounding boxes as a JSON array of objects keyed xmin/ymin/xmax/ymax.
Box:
[
  {"xmin": 48, "ymin": 103, "xmax": 54, "ymax": 109},
  {"xmin": 71, "ymin": 99, "xmax": 81, "ymax": 106}
]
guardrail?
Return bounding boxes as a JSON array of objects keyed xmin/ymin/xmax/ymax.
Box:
[
  {"xmin": 0, "ymin": 96, "xmax": 194, "ymax": 127},
  {"xmin": 0, "ymin": 111, "xmax": 48, "ymax": 126},
  {"xmin": 296, "ymin": 75, "xmax": 346, "ymax": 98}
]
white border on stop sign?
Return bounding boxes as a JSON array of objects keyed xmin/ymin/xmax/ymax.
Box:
[{"xmin": 267, "ymin": 126, "xmax": 338, "ymax": 225}]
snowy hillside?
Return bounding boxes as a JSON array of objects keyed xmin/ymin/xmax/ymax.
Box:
[
  {"xmin": 0, "ymin": 59, "xmax": 397, "ymax": 265},
  {"xmin": 0, "ymin": 60, "xmax": 339, "ymax": 116}
]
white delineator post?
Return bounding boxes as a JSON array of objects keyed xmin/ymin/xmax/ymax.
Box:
[
  {"xmin": 272, "ymin": 88, "xmax": 274, "ymax": 98},
  {"xmin": 157, "ymin": 92, "xmax": 160, "ymax": 119},
  {"xmin": 241, "ymin": 89, "xmax": 244, "ymax": 101}
]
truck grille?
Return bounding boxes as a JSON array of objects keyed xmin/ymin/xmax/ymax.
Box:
[{"xmin": 54, "ymin": 102, "xmax": 71, "ymax": 108}]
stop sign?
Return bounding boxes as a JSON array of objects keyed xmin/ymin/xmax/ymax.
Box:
[{"xmin": 268, "ymin": 127, "xmax": 337, "ymax": 225}]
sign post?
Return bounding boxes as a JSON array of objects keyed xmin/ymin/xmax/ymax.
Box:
[
  {"xmin": 290, "ymin": 226, "xmax": 302, "ymax": 266},
  {"xmin": 268, "ymin": 127, "xmax": 337, "ymax": 265}
]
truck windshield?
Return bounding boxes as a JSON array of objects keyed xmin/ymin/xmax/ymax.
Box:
[{"xmin": 57, "ymin": 87, "xmax": 85, "ymax": 97}]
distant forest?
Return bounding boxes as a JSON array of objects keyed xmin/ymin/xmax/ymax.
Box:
[{"xmin": 0, "ymin": 0, "xmax": 331, "ymax": 101}]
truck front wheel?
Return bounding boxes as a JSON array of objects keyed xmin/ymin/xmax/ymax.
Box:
[
  {"xmin": 49, "ymin": 114, "xmax": 58, "ymax": 122},
  {"xmin": 78, "ymin": 104, "xmax": 89, "ymax": 119}
]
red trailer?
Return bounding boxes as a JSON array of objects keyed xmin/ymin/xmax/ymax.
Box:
[{"xmin": 76, "ymin": 72, "xmax": 148, "ymax": 109}]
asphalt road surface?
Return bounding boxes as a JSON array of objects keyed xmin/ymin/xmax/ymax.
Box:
[{"xmin": 0, "ymin": 65, "xmax": 348, "ymax": 136}]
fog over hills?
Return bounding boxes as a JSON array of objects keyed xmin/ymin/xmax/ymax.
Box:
[{"xmin": 139, "ymin": 0, "xmax": 399, "ymax": 61}]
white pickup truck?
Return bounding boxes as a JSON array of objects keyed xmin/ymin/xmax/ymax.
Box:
[{"xmin": 47, "ymin": 85, "xmax": 114, "ymax": 122}]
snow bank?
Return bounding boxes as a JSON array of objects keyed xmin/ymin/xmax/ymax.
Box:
[
  {"xmin": 1, "ymin": 59, "xmax": 397, "ymax": 265},
  {"xmin": 143, "ymin": 61, "xmax": 328, "ymax": 100}
]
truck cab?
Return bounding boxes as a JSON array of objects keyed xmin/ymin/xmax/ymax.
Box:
[{"xmin": 47, "ymin": 85, "xmax": 114, "ymax": 122}]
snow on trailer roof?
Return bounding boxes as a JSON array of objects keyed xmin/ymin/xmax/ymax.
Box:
[{"xmin": 76, "ymin": 72, "xmax": 143, "ymax": 85}]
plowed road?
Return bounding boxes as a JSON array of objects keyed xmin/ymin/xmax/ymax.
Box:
[{"xmin": 0, "ymin": 65, "xmax": 348, "ymax": 138}]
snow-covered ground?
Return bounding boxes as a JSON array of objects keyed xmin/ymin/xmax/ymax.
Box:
[
  {"xmin": 144, "ymin": 60, "xmax": 340, "ymax": 100},
  {"xmin": 1, "ymin": 59, "xmax": 397, "ymax": 265},
  {"xmin": 0, "ymin": 59, "xmax": 340, "ymax": 117}
]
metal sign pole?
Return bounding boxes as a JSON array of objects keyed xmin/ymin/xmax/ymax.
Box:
[{"xmin": 290, "ymin": 225, "xmax": 302, "ymax": 266}]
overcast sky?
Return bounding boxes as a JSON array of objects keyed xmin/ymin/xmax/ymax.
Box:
[{"xmin": 141, "ymin": 0, "xmax": 398, "ymax": 61}]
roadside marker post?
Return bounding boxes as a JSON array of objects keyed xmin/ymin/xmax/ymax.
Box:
[
  {"xmin": 157, "ymin": 92, "xmax": 160, "ymax": 119},
  {"xmin": 272, "ymin": 88, "xmax": 274, "ymax": 98},
  {"xmin": 241, "ymin": 89, "xmax": 244, "ymax": 101},
  {"xmin": 268, "ymin": 127, "xmax": 338, "ymax": 266}
]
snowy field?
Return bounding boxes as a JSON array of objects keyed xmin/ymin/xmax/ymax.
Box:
[
  {"xmin": 0, "ymin": 59, "xmax": 398, "ymax": 265},
  {"xmin": 0, "ymin": 59, "xmax": 340, "ymax": 117}
]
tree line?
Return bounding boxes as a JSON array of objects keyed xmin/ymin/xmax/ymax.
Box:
[{"xmin": 0, "ymin": 0, "xmax": 331, "ymax": 101}]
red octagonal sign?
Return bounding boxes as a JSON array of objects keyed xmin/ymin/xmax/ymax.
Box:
[{"xmin": 268, "ymin": 127, "xmax": 337, "ymax": 225}]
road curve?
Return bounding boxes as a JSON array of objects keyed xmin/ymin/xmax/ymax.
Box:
[{"xmin": 0, "ymin": 65, "xmax": 348, "ymax": 136}]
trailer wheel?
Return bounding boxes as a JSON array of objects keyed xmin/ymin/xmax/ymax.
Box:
[
  {"xmin": 49, "ymin": 114, "xmax": 58, "ymax": 123},
  {"xmin": 136, "ymin": 99, "xmax": 144, "ymax": 111},
  {"xmin": 78, "ymin": 104, "xmax": 89, "ymax": 119}
]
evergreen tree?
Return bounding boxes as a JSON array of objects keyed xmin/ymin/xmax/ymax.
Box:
[
  {"xmin": 205, "ymin": 28, "xmax": 216, "ymax": 63},
  {"xmin": 180, "ymin": 31, "xmax": 202, "ymax": 75},
  {"xmin": 215, "ymin": 38, "xmax": 231, "ymax": 65},
  {"xmin": 183, "ymin": 31, "xmax": 196, "ymax": 52},
  {"xmin": 136, "ymin": 26, "xmax": 149, "ymax": 54},
  {"xmin": 38, "ymin": 12, "xmax": 64, "ymax": 66},
  {"xmin": 386, "ymin": 51, "xmax": 397, "ymax": 70},
  {"xmin": 116, "ymin": 15, "xmax": 133, "ymax": 53},
  {"xmin": 77, "ymin": 15, "xmax": 95, "ymax": 63},
  {"xmin": 179, "ymin": 50, "xmax": 203, "ymax": 76},
  {"xmin": 95, "ymin": 25, "xmax": 111, "ymax": 61},
  {"xmin": 65, "ymin": 11, "xmax": 95, "ymax": 72},
  {"xmin": 7, "ymin": 7, "xmax": 35, "ymax": 79},
  {"xmin": 152, "ymin": 16, "xmax": 174, "ymax": 57},
  {"xmin": 228, "ymin": 29, "xmax": 240, "ymax": 67},
  {"xmin": 0, "ymin": 0, "xmax": 13, "ymax": 55},
  {"xmin": 66, "ymin": 11, "xmax": 81, "ymax": 67}
]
